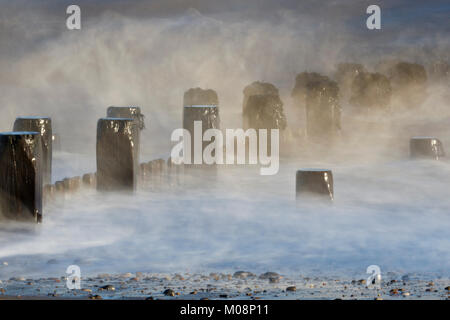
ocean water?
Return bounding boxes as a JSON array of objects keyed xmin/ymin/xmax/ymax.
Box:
[{"xmin": 0, "ymin": 151, "xmax": 449, "ymax": 280}]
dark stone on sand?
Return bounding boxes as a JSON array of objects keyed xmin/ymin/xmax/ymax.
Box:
[
  {"xmin": 296, "ymin": 169, "xmax": 334, "ymax": 201},
  {"xmin": 96, "ymin": 118, "xmax": 139, "ymax": 192},
  {"xmin": 233, "ymin": 271, "xmax": 255, "ymax": 279},
  {"xmin": 0, "ymin": 132, "xmax": 43, "ymax": 223},
  {"xmin": 99, "ymin": 285, "xmax": 115, "ymax": 291},
  {"xmin": 163, "ymin": 289, "xmax": 175, "ymax": 297},
  {"xmin": 269, "ymin": 277, "xmax": 280, "ymax": 284},
  {"xmin": 259, "ymin": 272, "xmax": 281, "ymax": 280},
  {"xmin": 390, "ymin": 288, "xmax": 399, "ymax": 295},
  {"xmin": 13, "ymin": 117, "xmax": 52, "ymax": 185}
]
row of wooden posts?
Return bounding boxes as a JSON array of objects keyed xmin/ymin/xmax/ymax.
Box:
[{"xmin": 0, "ymin": 101, "xmax": 446, "ymax": 223}]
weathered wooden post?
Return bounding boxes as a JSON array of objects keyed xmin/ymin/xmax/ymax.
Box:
[
  {"xmin": 292, "ymin": 73, "xmax": 341, "ymax": 143},
  {"xmin": 0, "ymin": 132, "xmax": 43, "ymax": 223},
  {"xmin": 55, "ymin": 181, "xmax": 65, "ymax": 195},
  {"xmin": 183, "ymin": 88, "xmax": 220, "ymax": 167},
  {"xmin": 107, "ymin": 106, "xmax": 144, "ymax": 159},
  {"xmin": 82, "ymin": 173, "xmax": 97, "ymax": 188},
  {"xmin": 243, "ymin": 82, "xmax": 280, "ymax": 129},
  {"xmin": 296, "ymin": 169, "xmax": 334, "ymax": 201},
  {"xmin": 107, "ymin": 106, "xmax": 145, "ymax": 130},
  {"xmin": 63, "ymin": 177, "xmax": 81, "ymax": 193},
  {"xmin": 13, "ymin": 117, "xmax": 52, "ymax": 185},
  {"xmin": 96, "ymin": 118, "xmax": 139, "ymax": 192},
  {"xmin": 410, "ymin": 137, "xmax": 445, "ymax": 160}
]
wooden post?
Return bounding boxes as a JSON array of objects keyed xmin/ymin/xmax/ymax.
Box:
[
  {"xmin": 183, "ymin": 88, "xmax": 220, "ymax": 167},
  {"xmin": 96, "ymin": 118, "xmax": 139, "ymax": 192},
  {"xmin": 0, "ymin": 132, "xmax": 43, "ymax": 223},
  {"xmin": 410, "ymin": 137, "xmax": 445, "ymax": 160},
  {"xmin": 13, "ymin": 117, "xmax": 52, "ymax": 185},
  {"xmin": 296, "ymin": 169, "xmax": 334, "ymax": 201}
]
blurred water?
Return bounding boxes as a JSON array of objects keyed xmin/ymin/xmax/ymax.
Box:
[{"xmin": 0, "ymin": 151, "xmax": 449, "ymax": 279}]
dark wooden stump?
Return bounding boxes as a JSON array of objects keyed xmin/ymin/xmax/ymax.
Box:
[
  {"xmin": 96, "ymin": 118, "xmax": 139, "ymax": 192},
  {"xmin": 183, "ymin": 88, "xmax": 220, "ymax": 167},
  {"xmin": 107, "ymin": 106, "xmax": 144, "ymax": 160},
  {"xmin": 0, "ymin": 132, "xmax": 43, "ymax": 223},
  {"xmin": 107, "ymin": 106, "xmax": 145, "ymax": 130},
  {"xmin": 296, "ymin": 169, "xmax": 334, "ymax": 201},
  {"xmin": 55, "ymin": 181, "xmax": 65, "ymax": 194},
  {"xmin": 410, "ymin": 137, "xmax": 445, "ymax": 160},
  {"xmin": 82, "ymin": 173, "xmax": 97, "ymax": 188},
  {"xmin": 63, "ymin": 177, "xmax": 81, "ymax": 193},
  {"xmin": 13, "ymin": 117, "xmax": 52, "ymax": 185}
]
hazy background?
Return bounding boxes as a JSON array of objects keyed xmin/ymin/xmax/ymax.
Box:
[{"xmin": 0, "ymin": 0, "xmax": 449, "ymax": 279}]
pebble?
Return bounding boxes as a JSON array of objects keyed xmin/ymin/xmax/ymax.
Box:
[
  {"xmin": 269, "ymin": 277, "xmax": 280, "ymax": 284},
  {"xmin": 99, "ymin": 285, "xmax": 115, "ymax": 291},
  {"xmin": 233, "ymin": 271, "xmax": 254, "ymax": 279},
  {"xmin": 286, "ymin": 286, "xmax": 297, "ymax": 292},
  {"xmin": 174, "ymin": 274, "xmax": 185, "ymax": 281},
  {"xmin": 390, "ymin": 289, "xmax": 399, "ymax": 295},
  {"xmin": 164, "ymin": 289, "xmax": 175, "ymax": 297},
  {"xmin": 259, "ymin": 272, "xmax": 281, "ymax": 280}
]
